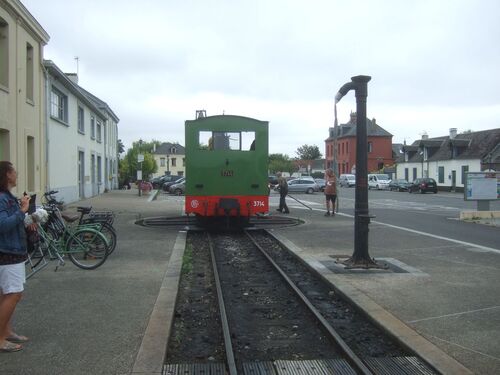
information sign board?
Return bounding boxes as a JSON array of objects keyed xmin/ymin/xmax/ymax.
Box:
[{"xmin": 464, "ymin": 172, "xmax": 499, "ymax": 201}]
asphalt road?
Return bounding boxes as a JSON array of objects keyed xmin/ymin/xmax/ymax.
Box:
[{"xmin": 276, "ymin": 187, "xmax": 500, "ymax": 251}]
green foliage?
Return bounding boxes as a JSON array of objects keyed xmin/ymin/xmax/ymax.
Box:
[
  {"xmin": 296, "ymin": 144, "xmax": 322, "ymax": 160},
  {"xmin": 182, "ymin": 244, "xmax": 193, "ymax": 274},
  {"xmin": 121, "ymin": 139, "xmax": 158, "ymax": 181},
  {"xmin": 269, "ymin": 153, "xmax": 295, "ymax": 175},
  {"xmin": 117, "ymin": 139, "xmax": 125, "ymax": 154}
]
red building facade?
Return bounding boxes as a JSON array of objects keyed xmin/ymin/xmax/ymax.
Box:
[{"xmin": 325, "ymin": 113, "xmax": 394, "ymax": 175}]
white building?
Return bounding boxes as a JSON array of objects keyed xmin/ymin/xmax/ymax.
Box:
[
  {"xmin": 43, "ymin": 60, "xmax": 119, "ymax": 204},
  {"xmin": 397, "ymin": 128, "xmax": 500, "ymax": 191},
  {"xmin": 0, "ymin": 0, "xmax": 49, "ymax": 196}
]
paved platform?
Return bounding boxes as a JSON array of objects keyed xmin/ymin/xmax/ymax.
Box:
[{"xmin": 1, "ymin": 189, "xmax": 498, "ymax": 374}]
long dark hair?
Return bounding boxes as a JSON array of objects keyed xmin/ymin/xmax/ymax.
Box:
[{"xmin": 0, "ymin": 161, "xmax": 14, "ymax": 192}]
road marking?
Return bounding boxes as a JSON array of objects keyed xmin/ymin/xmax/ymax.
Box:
[
  {"xmin": 424, "ymin": 334, "xmax": 500, "ymax": 361},
  {"xmin": 408, "ymin": 305, "xmax": 500, "ymax": 323},
  {"xmin": 295, "ymin": 205, "xmax": 500, "ymax": 255}
]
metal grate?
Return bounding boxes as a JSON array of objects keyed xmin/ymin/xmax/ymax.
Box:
[
  {"xmin": 163, "ymin": 363, "xmax": 226, "ymax": 375},
  {"xmin": 364, "ymin": 356, "xmax": 437, "ymax": 375},
  {"xmin": 243, "ymin": 359, "xmax": 357, "ymax": 375}
]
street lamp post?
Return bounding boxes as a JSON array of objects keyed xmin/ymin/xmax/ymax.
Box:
[
  {"xmin": 335, "ymin": 75, "xmax": 384, "ymax": 269},
  {"xmin": 138, "ymin": 139, "xmax": 143, "ymax": 197}
]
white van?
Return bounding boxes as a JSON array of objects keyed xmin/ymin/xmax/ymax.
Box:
[
  {"xmin": 368, "ymin": 174, "xmax": 391, "ymax": 190},
  {"xmin": 339, "ymin": 174, "xmax": 356, "ymax": 187}
]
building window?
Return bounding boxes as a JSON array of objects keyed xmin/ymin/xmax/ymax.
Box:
[
  {"xmin": 368, "ymin": 142, "xmax": 373, "ymax": 153},
  {"xmin": 182, "ymin": 158, "xmax": 185, "ymax": 167},
  {"xmin": 404, "ymin": 168, "xmax": 409, "ymax": 181},
  {"xmin": 90, "ymin": 116, "xmax": 95, "ymax": 139},
  {"xmin": 412, "ymin": 168, "xmax": 417, "ymax": 181},
  {"xmin": 78, "ymin": 106, "xmax": 85, "ymax": 133},
  {"xmin": 346, "ymin": 142, "xmax": 348, "ymax": 153},
  {"xmin": 160, "ymin": 158, "xmax": 165, "ymax": 167},
  {"xmin": 461, "ymin": 165, "xmax": 469, "ymax": 184},
  {"xmin": 438, "ymin": 166, "xmax": 445, "ymax": 183},
  {"xmin": 171, "ymin": 158, "xmax": 177, "ymax": 167},
  {"xmin": 0, "ymin": 18, "xmax": 8, "ymax": 89},
  {"xmin": 27, "ymin": 136, "xmax": 35, "ymax": 191},
  {"xmin": 26, "ymin": 43, "xmax": 34, "ymax": 102},
  {"xmin": 50, "ymin": 87, "xmax": 68, "ymax": 122},
  {"xmin": 97, "ymin": 156, "xmax": 102, "ymax": 183},
  {"xmin": 96, "ymin": 122, "xmax": 102, "ymax": 142}
]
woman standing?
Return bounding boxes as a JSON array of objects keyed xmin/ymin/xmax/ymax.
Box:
[
  {"xmin": 324, "ymin": 168, "xmax": 337, "ymax": 216},
  {"xmin": 0, "ymin": 161, "xmax": 31, "ymax": 352}
]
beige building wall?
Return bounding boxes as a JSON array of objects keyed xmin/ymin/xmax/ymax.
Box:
[{"xmin": 0, "ymin": 0, "xmax": 49, "ymax": 196}]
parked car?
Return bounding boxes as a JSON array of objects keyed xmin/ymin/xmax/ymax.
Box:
[
  {"xmin": 153, "ymin": 174, "xmax": 182, "ymax": 189},
  {"xmin": 408, "ymin": 178, "xmax": 438, "ymax": 194},
  {"xmin": 286, "ymin": 178, "xmax": 320, "ymax": 194},
  {"xmin": 169, "ymin": 177, "xmax": 186, "ymax": 195},
  {"xmin": 368, "ymin": 174, "xmax": 391, "ymax": 190},
  {"xmin": 161, "ymin": 175, "xmax": 183, "ymax": 191},
  {"xmin": 314, "ymin": 178, "xmax": 326, "ymax": 192},
  {"xmin": 389, "ymin": 179, "xmax": 410, "ymax": 191},
  {"xmin": 339, "ymin": 174, "xmax": 356, "ymax": 187}
]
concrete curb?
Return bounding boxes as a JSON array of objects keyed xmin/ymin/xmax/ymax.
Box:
[
  {"xmin": 132, "ymin": 231, "xmax": 186, "ymax": 374},
  {"xmin": 270, "ymin": 231, "xmax": 473, "ymax": 375}
]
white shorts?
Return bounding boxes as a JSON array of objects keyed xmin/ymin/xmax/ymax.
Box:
[{"xmin": 0, "ymin": 262, "xmax": 26, "ymax": 294}]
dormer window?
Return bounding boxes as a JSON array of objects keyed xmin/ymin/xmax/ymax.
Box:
[
  {"xmin": 423, "ymin": 147, "xmax": 428, "ymax": 161},
  {"xmin": 404, "ymin": 152, "xmax": 408, "ymax": 162}
]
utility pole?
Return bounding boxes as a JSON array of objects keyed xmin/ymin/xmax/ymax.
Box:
[
  {"xmin": 332, "ymin": 101, "xmax": 339, "ymax": 177},
  {"xmin": 335, "ymin": 75, "xmax": 384, "ymax": 269},
  {"xmin": 74, "ymin": 56, "xmax": 79, "ymax": 76}
]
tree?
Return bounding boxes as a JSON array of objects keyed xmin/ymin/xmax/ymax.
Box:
[
  {"xmin": 117, "ymin": 139, "xmax": 125, "ymax": 154},
  {"xmin": 295, "ymin": 144, "xmax": 322, "ymax": 160},
  {"xmin": 269, "ymin": 153, "xmax": 295, "ymax": 176},
  {"xmin": 122, "ymin": 140, "xmax": 158, "ymax": 181}
]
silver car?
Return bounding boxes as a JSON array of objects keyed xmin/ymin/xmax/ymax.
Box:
[
  {"xmin": 169, "ymin": 177, "xmax": 186, "ymax": 195},
  {"xmin": 287, "ymin": 178, "xmax": 320, "ymax": 194}
]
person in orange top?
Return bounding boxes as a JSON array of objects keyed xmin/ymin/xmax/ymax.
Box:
[{"xmin": 324, "ymin": 168, "xmax": 337, "ymax": 216}]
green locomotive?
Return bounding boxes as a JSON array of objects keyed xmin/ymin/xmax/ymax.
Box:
[{"xmin": 185, "ymin": 115, "xmax": 269, "ymax": 220}]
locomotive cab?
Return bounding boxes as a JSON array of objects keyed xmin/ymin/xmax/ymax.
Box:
[{"xmin": 185, "ymin": 115, "xmax": 269, "ymax": 221}]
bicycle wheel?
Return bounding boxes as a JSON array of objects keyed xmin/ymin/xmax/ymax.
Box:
[
  {"xmin": 66, "ymin": 229, "xmax": 109, "ymax": 269},
  {"xmin": 82, "ymin": 220, "xmax": 117, "ymax": 255},
  {"xmin": 99, "ymin": 222, "xmax": 117, "ymax": 254}
]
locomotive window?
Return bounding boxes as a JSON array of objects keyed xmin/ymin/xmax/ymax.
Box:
[{"xmin": 198, "ymin": 131, "xmax": 255, "ymax": 151}]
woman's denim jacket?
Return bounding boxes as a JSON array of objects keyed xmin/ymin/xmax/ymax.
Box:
[{"xmin": 0, "ymin": 191, "xmax": 27, "ymax": 255}]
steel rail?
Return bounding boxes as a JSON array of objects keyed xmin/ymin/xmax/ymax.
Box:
[
  {"xmin": 244, "ymin": 230, "xmax": 374, "ymax": 375},
  {"xmin": 206, "ymin": 233, "xmax": 238, "ymax": 375}
]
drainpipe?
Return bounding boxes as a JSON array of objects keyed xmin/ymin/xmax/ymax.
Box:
[{"xmin": 42, "ymin": 63, "xmax": 50, "ymax": 193}]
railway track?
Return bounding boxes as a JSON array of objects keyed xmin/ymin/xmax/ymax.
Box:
[
  {"xmin": 164, "ymin": 230, "xmax": 437, "ymax": 375},
  {"xmin": 136, "ymin": 215, "xmax": 302, "ymax": 230}
]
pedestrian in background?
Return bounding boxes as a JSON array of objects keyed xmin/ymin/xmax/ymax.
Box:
[
  {"xmin": 324, "ymin": 168, "xmax": 337, "ymax": 216},
  {"xmin": 0, "ymin": 161, "xmax": 32, "ymax": 352},
  {"xmin": 276, "ymin": 172, "xmax": 290, "ymax": 214}
]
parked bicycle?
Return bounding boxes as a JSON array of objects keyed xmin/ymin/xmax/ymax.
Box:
[
  {"xmin": 35, "ymin": 203, "xmax": 110, "ymax": 270},
  {"xmin": 43, "ymin": 191, "xmax": 117, "ymax": 254}
]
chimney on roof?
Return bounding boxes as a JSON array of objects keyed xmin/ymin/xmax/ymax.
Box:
[
  {"xmin": 421, "ymin": 132, "xmax": 429, "ymax": 140},
  {"xmin": 372, "ymin": 118, "xmax": 376, "ymax": 125},
  {"xmin": 350, "ymin": 112, "xmax": 357, "ymax": 124},
  {"xmin": 449, "ymin": 128, "xmax": 457, "ymax": 139},
  {"xmin": 66, "ymin": 73, "xmax": 78, "ymax": 85}
]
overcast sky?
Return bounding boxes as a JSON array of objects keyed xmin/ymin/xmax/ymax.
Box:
[{"xmin": 22, "ymin": 0, "xmax": 500, "ymax": 157}]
